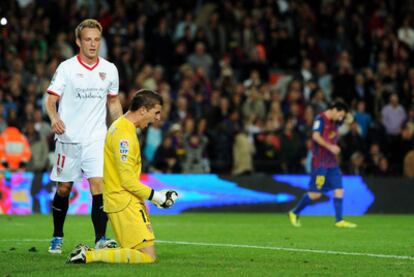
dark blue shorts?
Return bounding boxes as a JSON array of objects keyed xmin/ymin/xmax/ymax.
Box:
[{"xmin": 308, "ymin": 167, "xmax": 343, "ymax": 192}]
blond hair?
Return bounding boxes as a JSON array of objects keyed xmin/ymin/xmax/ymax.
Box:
[{"xmin": 75, "ymin": 19, "xmax": 102, "ymax": 39}]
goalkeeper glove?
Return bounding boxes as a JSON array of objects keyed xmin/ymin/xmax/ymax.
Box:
[{"xmin": 149, "ymin": 189, "xmax": 178, "ymax": 208}]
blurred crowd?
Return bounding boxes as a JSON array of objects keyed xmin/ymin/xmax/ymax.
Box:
[{"xmin": 1, "ymin": 0, "xmax": 414, "ymax": 178}]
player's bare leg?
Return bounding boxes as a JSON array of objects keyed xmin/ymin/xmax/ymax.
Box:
[{"xmin": 308, "ymin": 192, "xmax": 322, "ymax": 200}]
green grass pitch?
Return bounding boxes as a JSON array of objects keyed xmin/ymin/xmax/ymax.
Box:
[{"xmin": 1, "ymin": 214, "xmax": 413, "ymax": 276}]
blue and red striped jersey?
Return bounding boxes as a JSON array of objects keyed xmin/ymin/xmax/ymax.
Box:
[{"xmin": 311, "ymin": 113, "xmax": 341, "ymax": 169}]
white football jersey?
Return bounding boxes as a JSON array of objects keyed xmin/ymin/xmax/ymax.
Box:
[{"xmin": 47, "ymin": 55, "xmax": 119, "ymax": 143}]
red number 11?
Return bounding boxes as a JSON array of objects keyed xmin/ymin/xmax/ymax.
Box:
[{"xmin": 57, "ymin": 154, "xmax": 66, "ymax": 168}]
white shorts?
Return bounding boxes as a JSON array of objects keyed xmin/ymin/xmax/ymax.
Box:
[{"xmin": 50, "ymin": 140, "xmax": 105, "ymax": 182}]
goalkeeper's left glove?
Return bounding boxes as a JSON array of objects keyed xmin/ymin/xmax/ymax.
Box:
[{"xmin": 149, "ymin": 189, "xmax": 178, "ymax": 208}]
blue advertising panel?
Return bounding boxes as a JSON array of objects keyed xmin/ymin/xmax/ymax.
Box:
[{"xmin": 0, "ymin": 172, "xmax": 376, "ymax": 215}]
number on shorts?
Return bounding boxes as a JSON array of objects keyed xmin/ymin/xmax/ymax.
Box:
[
  {"xmin": 315, "ymin": 175, "xmax": 325, "ymax": 190},
  {"xmin": 57, "ymin": 153, "xmax": 66, "ymax": 168}
]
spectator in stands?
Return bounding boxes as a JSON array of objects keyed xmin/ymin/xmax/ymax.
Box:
[
  {"xmin": 0, "ymin": 104, "xmax": 7, "ymax": 133},
  {"xmin": 339, "ymin": 121, "xmax": 366, "ymax": 163},
  {"xmin": 4, "ymin": 0, "xmax": 414, "ymax": 177},
  {"xmin": 266, "ymin": 103, "xmax": 284, "ymax": 132},
  {"xmin": 25, "ymin": 121, "xmax": 49, "ymax": 213},
  {"xmin": 209, "ymin": 122, "xmax": 233, "ymax": 173},
  {"xmin": 373, "ymin": 156, "xmax": 392, "ymax": 177},
  {"xmin": 33, "ymin": 109, "xmax": 52, "ymax": 140},
  {"xmin": 243, "ymin": 69, "xmax": 262, "ymax": 89},
  {"xmin": 174, "ymin": 12, "xmax": 196, "ymax": 42},
  {"xmin": 150, "ymin": 19, "xmax": 173, "ymax": 69},
  {"xmin": 182, "ymin": 117, "xmax": 195, "ymax": 138},
  {"xmin": 215, "ymin": 96, "xmax": 231, "ymax": 124},
  {"xmin": 381, "ymin": 93, "xmax": 407, "ymax": 136},
  {"xmin": 242, "ymin": 86, "xmax": 266, "ymax": 123},
  {"xmin": 300, "ymin": 58, "xmax": 313, "ymax": 83},
  {"xmin": 332, "ymin": 51, "xmax": 354, "ymax": 105},
  {"xmin": 381, "ymin": 93, "xmax": 407, "ymax": 165},
  {"xmin": 397, "ymin": 123, "xmax": 414, "ymax": 171},
  {"xmin": 170, "ymin": 96, "xmax": 189, "ymax": 124},
  {"xmin": 365, "ymin": 143, "xmax": 381, "ymax": 174},
  {"xmin": 254, "ymin": 131, "xmax": 281, "ymax": 173},
  {"xmin": 354, "ymin": 100, "xmax": 373, "ymax": 138},
  {"xmin": 182, "ymin": 132, "xmax": 209, "ymax": 173},
  {"xmin": 398, "ymin": 18, "xmax": 414, "ymax": 50},
  {"xmin": 143, "ymin": 119, "xmax": 163, "ymax": 166},
  {"xmin": 315, "ymin": 61, "xmax": 332, "ymax": 102},
  {"xmin": 353, "ymin": 73, "xmax": 371, "ymax": 107},
  {"xmin": 299, "ymin": 105, "xmax": 315, "ymax": 138},
  {"xmin": 187, "ymin": 42, "xmax": 213, "ymax": 78},
  {"xmin": 232, "ymin": 128, "xmax": 254, "ymax": 175},
  {"xmin": 158, "ymin": 83, "xmax": 173, "ymax": 120},
  {"xmin": 151, "ymin": 136, "xmax": 181, "ymax": 173},
  {"xmin": 279, "ymin": 117, "xmax": 303, "ymax": 173},
  {"xmin": 204, "ymin": 12, "xmax": 227, "ymax": 60},
  {"xmin": 169, "ymin": 123, "xmax": 186, "ymax": 164},
  {"xmin": 403, "ymin": 146, "xmax": 414, "ymax": 178},
  {"xmin": 311, "ymin": 88, "xmax": 328, "ymax": 115},
  {"xmin": 301, "ymin": 137, "xmax": 313, "ymax": 174},
  {"xmin": 349, "ymin": 151, "xmax": 366, "ymax": 175},
  {"xmin": 55, "ymin": 32, "xmax": 74, "ymax": 60},
  {"xmin": 0, "ymin": 119, "xmax": 32, "ymax": 171},
  {"xmin": 19, "ymin": 102, "xmax": 36, "ymax": 126},
  {"xmin": 193, "ymin": 27, "xmax": 210, "ymax": 52}
]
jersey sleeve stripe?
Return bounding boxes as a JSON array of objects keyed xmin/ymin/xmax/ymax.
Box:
[
  {"xmin": 47, "ymin": 90, "xmax": 61, "ymax": 97},
  {"xmin": 108, "ymin": 92, "xmax": 118, "ymax": 97}
]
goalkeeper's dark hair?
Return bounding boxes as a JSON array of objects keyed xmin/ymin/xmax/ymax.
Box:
[
  {"xmin": 129, "ymin": 89, "xmax": 163, "ymax": 111},
  {"xmin": 329, "ymin": 100, "xmax": 348, "ymax": 113}
]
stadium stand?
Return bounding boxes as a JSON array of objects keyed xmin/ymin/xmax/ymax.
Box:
[{"xmin": 1, "ymin": 0, "xmax": 413, "ymax": 176}]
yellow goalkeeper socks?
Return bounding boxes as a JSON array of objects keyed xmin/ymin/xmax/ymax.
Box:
[{"xmin": 85, "ymin": 248, "xmax": 155, "ymax": 264}]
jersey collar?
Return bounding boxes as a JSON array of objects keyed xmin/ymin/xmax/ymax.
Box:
[{"xmin": 77, "ymin": 55, "xmax": 100, "ymax": 71}]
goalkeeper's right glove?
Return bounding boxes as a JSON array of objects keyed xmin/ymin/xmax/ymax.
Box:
[{"xmin": 149, "ymin": 189, "xmax": 178, "ymax": 208}]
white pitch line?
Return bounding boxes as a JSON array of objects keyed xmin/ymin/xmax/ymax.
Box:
[
  {"xmin": 1, "ymin": 239, "xmax": 413, "ymax": 261},
  {"xmin": 156, "ymin": 240, "xmax": 414, "ymax": 261},
  {"xmin": 0, "ymin": 239, "xmax": 49, "ymax": 242}
]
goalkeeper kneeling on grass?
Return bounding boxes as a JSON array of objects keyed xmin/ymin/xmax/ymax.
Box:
[{"xmin": 67, "ymin": 89, "xmax": 178, "ymax": 264}]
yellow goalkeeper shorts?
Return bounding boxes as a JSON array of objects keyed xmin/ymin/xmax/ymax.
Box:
[{"xmin": 108, "ymin": 200, "xmax": 155, "ymax": 249}]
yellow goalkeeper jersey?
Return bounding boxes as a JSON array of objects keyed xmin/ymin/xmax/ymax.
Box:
[{"xmin": 103, "ymin": 116, "xmax": 152, "ymax": 213}]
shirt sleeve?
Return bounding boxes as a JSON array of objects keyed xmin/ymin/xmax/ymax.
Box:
[
  {"xmin": 111, "ymin": 129, "xmax": 152, "ymax": 200},
  {"xmin": 47, "ymin": 63, "xmax": 66, "ymax": 96},
  {"xmin": 108, "ymin": 64, "xmax": 119, "ymax": 96},
  {"xmin": 312, "ymin": 116, "xmax": 324, "ymax": 133}
]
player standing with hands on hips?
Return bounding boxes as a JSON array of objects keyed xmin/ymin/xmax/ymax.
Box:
[
  {"xmin": 67, "ymin": 90, "xmax": 178, "ymax": 264},
  {"xmin": 45, "ymin": 19, "xmax": 123, "ymax": 253},
  {"xmin": 289, "ymin": 101, "xmax": 357, "ymax": 228}
]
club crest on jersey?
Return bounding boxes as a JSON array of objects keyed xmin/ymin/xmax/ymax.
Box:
[
  {"xmin": 99, "ymin": 72, "xmax": 106, "ymax": 80},
  {"xmin": 121, "ymin": 154, "xmax": 127, "ymax": 161}
]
